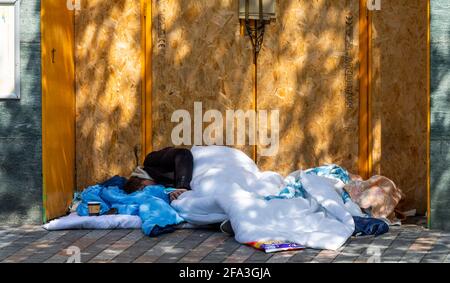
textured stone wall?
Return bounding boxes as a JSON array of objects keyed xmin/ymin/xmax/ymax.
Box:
[
  {"xmin": 431, "ymin": 0, "xmax": 450, "ymax": 229},
  {"xmin": 0, "ymin": 0, "xmax": 42, "ymax": 225}
]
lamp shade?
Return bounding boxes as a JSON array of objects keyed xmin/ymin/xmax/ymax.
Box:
[{"xmin": 239, "ymin": 0, "xmax": 276, "ymax": 20}]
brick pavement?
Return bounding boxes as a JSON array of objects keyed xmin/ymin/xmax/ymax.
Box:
[{"xmin": 0, "ymin": 221, "xmax": 448, "ymax": 263}]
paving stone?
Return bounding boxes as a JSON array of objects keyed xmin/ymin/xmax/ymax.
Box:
[
  {"xmin": 0, "ymin": 230, "xmax": 49, "ymax": 261},
  {"xmin": 155, "ymin": 230, "xmax": 213, "ymax": 263},
  {"xmin": 223, "ymin": 245, "xmax": 256, "ymax": 263},
  {"xmin": 354, "ymin": 229, "xmax": 401, "ymax": 263},
  {"xmin": 70, "ymin": 230, "xmax": 111, "ymax": 251},
  {"xmin": 90, "ymin": 230, "xmax": 144, "ymax": 263},
  {"xmin": 421, "ymin": 253, "xmax": 448, "ymax": 263},
  {"xmin": 333, "ymin": 236, "xmax": 374, "ymax": 263},
  {"xmin": 266, "ymin": 250, "xmax": 302, "ymax": 263},
  {"xmin": 421, "ymin": 244, "xmax": 450, "ymax": 263},
  {"xmin": 289, "ymin": 248, "xmax": 321, "ymax": 263},
  {"xmin": 0, "ymin": 227, "xmax": 46, "ymax": 250},
  {"xmin": 399, "ymin": 252, "xmax": 426, "ymax": 263},
  {"xmin": 178, "ymin": 232, "xmax": 229, "ymax": 263},
  {"xmin": 0, "ymin": 229, "xmax": 22, "ymax": 240},
  {"xmin": 134, "ymin": 230, "xmax": 193, "ymax": 263},
  {"xmin": 0, "ymin": 220, "xmax": 448, "ymax": 263},
  {"xmin": 353, "ymin": 256, "xmax": 371, "ymax": 263},
  {"xmin": 23, "ymin": 230, "xmax": 91, "ymax": 263},
  {"xmin": 45, "ymin": 230, "xmax": 107, "ymax": 263},
  {"xmin": 359, "ymin": 237, "xmax": 411, "ymax": 264},
  {"xmin": 0, "ymin": 226, "xmax": 42, "ymax": 234},
  {"xmin": 2, "ymin": 230, "xmax": 68, "ymax": 263},
  {"xmin": 381, "ymin": 232, "xmax": 419, "ymax": 263},
  {"xmin": 399, "ymin": 232, "xmax": 439, "ymax": 263},
  {"xmin": 200, "ymin": 237, "xmax": 241, "ymax": 263},
  {"xmin": 310, "ymin": 250, "xmax": 340, "ymax": 263},
  {"xmin": 422, "ymin": 232, "xmax": 450, "ymax": 262},
  {"xmin": 0, "ymin": 232, "xmax": 25, "ymax": 249},
  {"xmin": 110, "ymin": 235, "xmax": 164, "ymax": 263},
  {"xmin": 245, "ymin": 250, "xmax": 274, "ymax": 263},
  {"xmin": 80, "ymin": 230, "xmax": 133, "ymax": 263}
]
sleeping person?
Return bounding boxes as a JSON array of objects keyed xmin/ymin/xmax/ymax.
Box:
[
  {"xmin": 124, "ymin": 146, "xmax": 235, "ymax": 235},
  {"xmin": 124, "ymin": 147, "xmax": 194, "ymax": 202},
  {"xmin": 73, "ymin": 147, "xmax": 193, "ymax": 237}
]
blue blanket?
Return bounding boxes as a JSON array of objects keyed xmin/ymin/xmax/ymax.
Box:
[{"xmin": 77, "ymin": 176, "xmax": 184, "ymax": 236}]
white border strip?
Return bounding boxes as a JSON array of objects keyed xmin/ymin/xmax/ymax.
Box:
[{"xmin": 0, "ymin": 0, "xmax": 20, "ymax": 99}]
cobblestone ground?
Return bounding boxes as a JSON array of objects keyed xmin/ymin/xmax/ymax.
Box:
[{"xmin": 0, "ymin": 218, "xmax": 448, "ymax": 263}]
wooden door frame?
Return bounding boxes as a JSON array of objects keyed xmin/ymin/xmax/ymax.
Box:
[
  {"xmin": 359, "ymin": 0, "xmax": 432, "ymax": 223},
  {"xmin": 141, "ymin": 0, "xmax": 153, "ymax": 162},
  {"xmin": 359, "ymin": 0, "xmax": 370, "ymax": 181}
]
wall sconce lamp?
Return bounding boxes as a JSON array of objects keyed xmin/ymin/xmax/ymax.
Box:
[
  {"xmin": 239, "ymin": 0, "xmax": 276, "ymax": 63},
  {"xmin": 367, "ymin": 0, "xmax": 381, "ymax": 11}
]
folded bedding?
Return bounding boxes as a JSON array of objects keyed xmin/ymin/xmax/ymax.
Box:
[{"xmin": 172, "ymin": 146, "xmax": 361, "ymax": 250}]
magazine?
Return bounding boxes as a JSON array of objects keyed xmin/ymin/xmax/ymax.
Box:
[{"xmin": 247, "ymin": 241, "xmax": 305, "ymax": 253}]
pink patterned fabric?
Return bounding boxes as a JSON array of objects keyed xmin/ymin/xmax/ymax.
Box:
[{"xmin": 344, "ymin": 175, "xmax": 405, "ymax": 220}]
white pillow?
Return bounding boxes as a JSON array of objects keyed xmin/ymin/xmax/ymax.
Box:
[{"xmin": 43, "ymin": 213, "xmax": 142, "ymax": 230}]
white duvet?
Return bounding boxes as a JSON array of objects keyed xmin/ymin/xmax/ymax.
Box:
[{"xmin": 172, "ymin": 146, "xmax": 356, "ymax": 250}]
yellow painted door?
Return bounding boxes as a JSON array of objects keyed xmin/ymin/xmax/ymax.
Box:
[{"xmin": 41, "ymin": 0, "xmax": 75, "ymax": 221}]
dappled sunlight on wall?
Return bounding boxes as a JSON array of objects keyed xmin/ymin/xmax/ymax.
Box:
[
  {"xmin": 151, "ymin": 0, "xmax": 254, "ymax": 156},
  {"xmin": 71, "ymin": 0, "xmax": 429, "ymax": 216},
  {"xmin": 75, "ymin": 0, "xmax": 143, "ymax": 189},
  {"xmin": 370, "ymin": 0, "xmax": 428, "ymax": 214},
  {"xmin": 257, "ymin": 0, "xmax": 360, "ymax": 176}
]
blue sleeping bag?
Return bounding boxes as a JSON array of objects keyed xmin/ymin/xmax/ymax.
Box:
[{"xmin": 77, "ymin": 176, "xmax": 185, "ymax": 236}]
